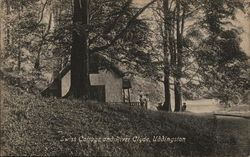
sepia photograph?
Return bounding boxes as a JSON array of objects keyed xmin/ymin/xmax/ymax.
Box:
[{"xmin": 0, "ymin": 0, "xmax": 249, "ymax": 156}]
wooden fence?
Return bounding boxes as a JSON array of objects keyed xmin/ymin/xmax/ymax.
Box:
[{"xmin": 106, "ymin": 102, "xmax": 141, "ymax": 106}]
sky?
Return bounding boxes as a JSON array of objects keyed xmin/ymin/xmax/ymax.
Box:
[
  {"xmin": 236, "ymin": 11, "xmax": 250, "ymax": 56},
  {"xmin": 133, "ymin": 0, "xmax": 250, "ymax": 56}
]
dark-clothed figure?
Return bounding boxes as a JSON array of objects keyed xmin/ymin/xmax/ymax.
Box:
[
  {"xmin": 139, "ymin": 95, "xmax": 144, "ymax": 108},
  {"xmin": 182, "ymin": 102, "xmax": 187, "ymax": 111}
]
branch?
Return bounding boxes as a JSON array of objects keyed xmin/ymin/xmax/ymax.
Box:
[
  {"xmin": 37, "ymin": 0, "xmax": 49, "ymax": 26},
  {"xmin": 90, "ymin": 0, "xmax": 157, "ymax": 54},
  {"xmin": 22, "ymin": 0, "xmax": 49, "ymax": 36},
  {"xmin": 89, "ymin": 0, "xmax": 132, "ymax": 45}
]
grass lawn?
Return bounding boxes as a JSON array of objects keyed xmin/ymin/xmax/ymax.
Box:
[{"xmin": 1, "ymin": 80, "xmax": 247, "ymax": 156}]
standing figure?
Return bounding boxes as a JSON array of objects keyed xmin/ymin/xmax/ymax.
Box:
[
  {"xmin": 144, "ymin": 94, "xmax": 149, "ymax": 110},
  {"xmin": 139, "ymin": 94, "xmax": 144, "ymax": 108},
  {"xmin": 182, "ymin": 102, "xmax": 187, "ymax": 111}
]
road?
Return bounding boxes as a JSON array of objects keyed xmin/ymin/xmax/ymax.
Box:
[
  {"xmin": 179, "ymin": 99, "xmax": 250, "ymax": 156},
  {"xmin": 214, "ymin": 115, "xmax": 250, "ymax": 157}
]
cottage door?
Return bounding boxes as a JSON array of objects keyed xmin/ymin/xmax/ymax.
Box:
[{"xmin": 90, "ymin": 85, "xmax": 105, "ymax": 102}]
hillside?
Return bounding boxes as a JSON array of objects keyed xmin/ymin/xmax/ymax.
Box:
[
  {"xmin": 2, "ymin": 77, "xmax": 249, "ymax": 157},
  {"xmin": 0, "ymin": 79, "xmax": 220, "ymax": 156}
]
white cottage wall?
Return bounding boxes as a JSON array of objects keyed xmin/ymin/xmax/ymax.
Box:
[
  {"xmin": 89, "ymin": 73, "xmax": 105, "ymax": 86},
  {"xmin": 90, "ymin": 70, "xmax": 123, "ymax": 102},
  {"xmin": 61, "ymin": 71, "xmax": 71, "ymax": 97},
  {"xmin": 61, "ymin": 69, "xmax": 123, "ymax": 102},
  {"xmin": 102, "ymin": 70, "xmax": 123, "ymax": 102}
]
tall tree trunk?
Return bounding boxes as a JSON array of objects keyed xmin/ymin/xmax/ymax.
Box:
[
  {"xmin": 17, "ymin": 7, "xmax": 21, "ymax": 71},
  {"xmin": 5, "ymin": 0, "xmax": 10, "ymax": 46},
  {"xmin": 0, "ymin": 0, "xmax": 4, "ymax": 58},
  {"xmin": 67, "ymin": 0, "xmax": 90, "ymax": 98},
  {"xmin": 169, "ymin": 10, "xmax": 176, "ymax": 112},
  {"xmin": 169, "ymin": 10, "xmax": 175, "ymax": 67},
  {"xmin": 35, "ymin": 12, "xmax": 53, "ymax": 71},
  {"xmin": 57, "ymin": 1, "xmax": 63, "ymax": 70},
  {"xmin": 174, "ymin": 0, "xmax": 182, "ymax": 112},
  {"xmin": 174, "ymin": 2, "xmax": 186, "ymax": 112},
  {"xmin": 162, "ymin": 0, "xmax": 172, "ymax": 111}
]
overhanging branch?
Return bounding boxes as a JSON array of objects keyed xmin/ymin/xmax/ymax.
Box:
[{"xmin": 90, "ymin": 0, "xmax": 157, "ymax": 54}]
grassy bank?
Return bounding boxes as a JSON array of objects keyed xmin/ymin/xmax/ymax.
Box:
[{"xmin": 0, "ymin": 81, "xmax": 219, "ymax": 156}]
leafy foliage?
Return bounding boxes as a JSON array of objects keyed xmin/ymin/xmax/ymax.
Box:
[
  {"xmin": 2, "ymin": 0, "xmax": 152, "ymax": 87},
  {"xmin": 191, "ymin": 0, "xmax": 250, "ymax": 103}
]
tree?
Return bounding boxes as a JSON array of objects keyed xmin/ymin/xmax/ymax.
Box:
[
  {"xmin": 66, "ymin": 0, "xmax": 90, "ymax": 98},
  {"xmin": 2, "ymin": 0, "xmax": 58, "ymax": 73},
  {"xmin": 187, "ymin": 0, "xmax": 250, "ymax": 105},
  {"xmin": 162, "ymin": 0, "xmax": 172, "ymax": 111},
  {"xmin": 65, "ymin": 0, "xmax": 156, "ymax": 98},
  {"xmin": 150, "ymin": 0, "xmax": 248, "ymax": 111},
  {"xmin": 152, "ymin": 0, "xmax": 197, "ymax": 111},
  {"xmin": 0, "ymin": 0, "xmax": 4, "ymax": 55},
  {"xmin": 174, "ymin": 0, "xmax": 189, "ymax": 111},
  {"xmin": 2, "ymin": 0, "xmax": 155, "ymax": 98},
  {"xmin": 195, "ymin": 30, "xmax": 249, "ymax": 105}
]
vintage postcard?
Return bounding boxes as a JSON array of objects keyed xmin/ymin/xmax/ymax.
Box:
[{"xmin": 0, "ymin": 0, "xmax": 249, "ymax": 156}]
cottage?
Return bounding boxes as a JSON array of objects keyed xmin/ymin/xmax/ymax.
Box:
[{"xmin": 41, "ymin": 56, "xmax": 132, "ymax": 103}]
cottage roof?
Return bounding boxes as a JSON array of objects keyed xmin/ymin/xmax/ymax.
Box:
[
  {"xmin": 41, "ymin": 55, "xmax": 127, "ymax": 97},
  {"xmin": 94, "ymin": 54, "xmax": 125, "ymax": 77},
  {"xmin": 55, "ymin": 55, "xmax": 125, "ymax": 81},
  {"xmin": 55, "ymin": 64, "xmax": 71, "ymax": 80}
]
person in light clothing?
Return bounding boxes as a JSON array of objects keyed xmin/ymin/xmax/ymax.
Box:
[
  {"xmin": 139, "ymin": 94, "xmax": 144, "ymax": 108},
  {"xmin": 143, "ymin": 94, "xmax": 149, "ymax": 110}
]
